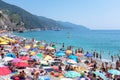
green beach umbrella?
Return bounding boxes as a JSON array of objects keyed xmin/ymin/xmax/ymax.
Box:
[
  {"xmin": 64, "ymin": 71, "xmax": 80, "ymax": 78},
  {"xmin": 108, "ymin": 69, "xmax": 120, "ymax": 75},
  {"xmin": 37, "ymin": 53, "xmax": 43, "ymax": 59},
  {"xmin": 94, "ymin": 71, "xmax": 107, "ymax": 80},
  {"xmin": 52, "ymin": 45, "xmax": 56, "ymax": 49}
]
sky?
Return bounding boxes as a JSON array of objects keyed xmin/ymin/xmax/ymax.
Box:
[{"xmin": 3, "ymin": 0, "xmax": 120, "ymax": 30}]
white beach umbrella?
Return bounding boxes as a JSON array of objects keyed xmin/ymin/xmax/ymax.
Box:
[
  {"xmin": 67, "ymin": 59, "xmax": 77, "ymax": 64},
  {"xmin": 3, "ymin": 57, "xmax": 14, "ymax": 61}
]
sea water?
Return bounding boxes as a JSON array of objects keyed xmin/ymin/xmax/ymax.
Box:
[{"xmin": 14, "ymin": 29, "xmax": 120, "ymax": 61}]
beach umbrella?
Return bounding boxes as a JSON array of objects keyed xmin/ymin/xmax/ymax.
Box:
[
  {"xmin": 60, "ymin": 78, "xmax": 73, "ymax": 80},
  {"xmin": 64, "ymin": 71, "xmax": 80, "ymax": 78},
  {"xmin": 38, "ymin": 76, "xmax": 50, "ymax": 80},
  {"xmin": 0, "ymin": 42, "xmax": 8, "ymax": 45},
  {"xmin": 39, "ymin": 45, "xmax": 45, "ymax": 50},
  {"xmin": 68, "ymin": 55, "xmax": 78, "ymax": 62},
  {"xmin": 15, "ymin": 62, "xmax": 29, "ymax": 67},
  {"xmin": 12, "ymin": 58, "xmax": 22, "ymax": 63},
  {"xmin": 44, "ymin": 55, "xmax": 52, "ymax": 61},
  {"xmin": 24, "ymin": 45, "xmax": 31, "ymax": 49},
  {"xmin": 30, "ymin": 51, "xmax": 36, "ymax": 56},
  {"xmin": 52, "ymin": 45, "xmax": 56, "ymax": 49},
  {"xmin": 37, "ymin": 53, "xmax": 44, "ymax": 59},
  {"xmin": 14, "ymin": 44, "xmax": 20, "ymax": 47},
  {"xmin": 31, "ymin": 55, "xmax": 40, "ymax": 60},
  {"xmin": 94, "ymin": 71, "xmax": 107, "ymax": 80},
  {"xmin": 19, "ymin": 51, "xmax": 28, "ymax": 55},
  {"xmin": 66, "ymin": 50, "xmax": 72, "ymax": 55},
  {"xmin": 0, "ymin": 67, "xmax": 11, "ymax": 76},
  {"xmin": 40, "ymin": 60, "xmax": 49, "ymax": 66},
  {"xmin": 3, "ymin": 57, "xmax": 14, "ymax": 61},
  {"xmin": 84, "ymin": 53, "xmax": 93, "ymax": 57},
  {"xmin": 67, "ymin": 59, "xmax": 77, "ymax": 64},
  {"xmin": 55, "ymin": 51, "xmax": 66, "ymax": 57},
  {"xmin": 108, "ymin": 69, "xmax": 120, "ymax": 75},
  {"xmin": 29, "ymin": 48, "xmax": 38, "ymax": 51},
  {"xmin": 6, "ymin": 52, "xmax": 16, "ymax": 58},
  {"xmin": 19, "ymin": 56, "xmax": 30, "ymax": 60}
]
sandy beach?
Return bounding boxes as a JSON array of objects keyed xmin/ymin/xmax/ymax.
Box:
[{"xmin": 0, "ymin": 31, "xmax": 120, "ymax": 80}]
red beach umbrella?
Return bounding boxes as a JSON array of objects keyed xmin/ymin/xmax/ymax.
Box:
[
  {"xmin": 15, "ymin": 62, "xmax": 29, "ymax": 67},
  {"xmin": 0, "ymin": 67, "xmax": 11, "ymax": 76},
  {"xmin": 19, "ymin": 56, "xmax": 30, "ymax": 60}
]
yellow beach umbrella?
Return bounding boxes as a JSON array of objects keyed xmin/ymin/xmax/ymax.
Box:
[
  {"xmin": 66, "ymin": 50, "xmax": 72, "ymax": 55},
  {"xmin": 44, "ymin": 55, "xmax": 52, "ymax": 61},
  {"xmin": 39, "ymin": 45, "xmax": 45, "ymax": 49},
  {"xmin": 25, "ymin": 45, "xmax": 31, "ymax": 49},
  {"xmin": 0, "ymin": 42, "xmax": 8, "ymax": 45},
  {"xmin": 1, "ymin": 36, "xmax": 15, "ymax": 42},
  {"xmin": 30, "ymin": 51, "xmax": 36, "ymax": 56}
]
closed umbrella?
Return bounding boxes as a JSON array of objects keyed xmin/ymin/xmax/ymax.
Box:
[
  {"xmin": 64, "ymin": 71, "xmax": 80, "ymax": 78},
  {"xmin": 108, "ymin": 69, "xmax": 120, "ymax": 75}
]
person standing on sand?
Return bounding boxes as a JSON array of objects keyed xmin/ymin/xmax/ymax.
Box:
[
  {"xmin": 62, "ymin": 43, "xmax": 64, "ymax": 48},
  {"xmin": 100, "ymin": 53, "xmax": 102, "ymax": 60},
  {"xmin": 111, "ymin": 55, "xmax": 113, "ymax": 62},
  {"xmin": 93, "ymin": 51, "xmax": 95, "ymax": 58},
  {"xmin": 118, "ymin": 55, "xmax": 120, "ymax": 62},
  {"xmin": 96, "ymin": 53, "xmax": 98, "ymax": 58}
]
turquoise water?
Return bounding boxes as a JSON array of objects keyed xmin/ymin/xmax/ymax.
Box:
[{"xmin": 14, "ymin": 29, "xmax": 120, "ymax": 60}]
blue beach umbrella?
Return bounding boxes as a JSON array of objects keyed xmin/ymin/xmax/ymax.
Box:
[
  {"xmin": 94, "ymin": 71, "xmax": 107, "ymax": 80},
  {"xmin": 68, "ymin": 55, "xmax": 78, "ymax": 62},
  {"xmin": 38, "ymin": 76, "xmax": 50, "ymax": 80},
  {"xmin": 31, "ymin": 55, "xmax": 41, "ymax": 60},
  {"xmin": 6, "ymin": 53, "xmax": 16, "ymax": 58},
  {"xmin": 64, "ymin": 71, "xmax": 80, "ymax": 78},
  {"xmin": 108, "ymin": 69, "xmax": 120, "ymax": 75},
  {"xmin": 84, "ymin": 53, "xmax": 93, "ymax": 57},
  {"xmin": 55, "ymin": 51, "xmax": 66, "ymax": 57},
  {"xmin": 30, "ymin": 48, "xmax": 38, "ymax": 52}
]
